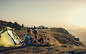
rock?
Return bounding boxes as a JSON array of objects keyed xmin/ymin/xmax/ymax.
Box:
[
  {"xmin": 74, "ymin": 38, "xmax": 79, "ymax": 41},
  {"xmin": 73, "ymin": 36, "xmax": 75, "ymax": 38},
  {"xmin": 63, "ymin": 29, "xmax": 69, "ymax": 35}
]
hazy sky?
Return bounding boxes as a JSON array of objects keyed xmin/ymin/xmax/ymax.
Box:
[{"xmin": 0, "ymin": 0, "xmax": 86, "ymax": 29}]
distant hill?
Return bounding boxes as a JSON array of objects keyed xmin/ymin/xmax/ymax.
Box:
[
  {"xmin": 36, "ymin": 25, "xmax": 48, "ymax": 29},
  {"xmin": 0, "ymin": 20, "xmax": 50, "ymax": 31},
  {"xmin": 0, "ymin": 20, "xmax": 27, "ymax": 31}
]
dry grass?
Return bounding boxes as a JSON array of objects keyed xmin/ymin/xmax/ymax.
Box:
[{"xmin": 0, "ymin": 29, "xmax": 86, "ymax": 54}]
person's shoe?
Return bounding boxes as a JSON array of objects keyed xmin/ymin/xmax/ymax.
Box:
[{"xmin": 36, "ymin": 44, "xmax": 41, "ymax": 47}]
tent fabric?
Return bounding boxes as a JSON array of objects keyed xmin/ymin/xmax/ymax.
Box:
[
  {"xmin": 0, "ymin": 27, "xmax": 23, "ymax": 47},
  {"xmin": 0, "ymin": 27, "xmax": 15, "ymax": 36},
  {"xmin": 0, "ymin": 31, "xmax": 15, "ymax": 47},
  {"xmin": 8, "ymin": 30, "xmax": 20, "ymax": 44}
]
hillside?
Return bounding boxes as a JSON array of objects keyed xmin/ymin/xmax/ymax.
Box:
[
  {"xmin": 0, "ymin": 20, "xmax": 86, "ymax": 54},
  {"xmin": 0, "ymin": 29, "xmax": 86, "ymax": 54},
  {"xmin": 15, "ymin": 28, "xmax": 85, "ymax": 46}
]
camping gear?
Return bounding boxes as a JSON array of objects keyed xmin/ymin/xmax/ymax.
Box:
[
  {"xmin": 0, "ymin": 27, "xmax": 23, "ymax": 47},
  {"xmin": 8, "ymin": 30, "xmax": 20, "ymax": 44}
]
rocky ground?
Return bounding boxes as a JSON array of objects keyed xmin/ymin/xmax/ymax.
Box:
[{"xmin": 0, "ymin": 28, "xmax": 86, "ymax": 54}]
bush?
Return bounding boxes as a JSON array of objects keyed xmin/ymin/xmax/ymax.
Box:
[{"xmin": 22, "ymin": 24, "xmax": 24, "ymax": 27}]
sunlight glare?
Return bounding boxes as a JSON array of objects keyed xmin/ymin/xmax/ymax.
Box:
[{"xmin": 70, "ymin": 8, "xmax": 86, "ymax": 26}]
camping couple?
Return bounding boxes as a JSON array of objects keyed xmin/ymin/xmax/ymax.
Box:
[{"xmin": 22, "ymin": 29, "xmax": 44, "ymax": 46}]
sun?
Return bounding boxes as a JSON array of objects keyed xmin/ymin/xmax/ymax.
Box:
[{"xmin": 69, "ymin": 8, "xmax": 86, "ymax": 26}]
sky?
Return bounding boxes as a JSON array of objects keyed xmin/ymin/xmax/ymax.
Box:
[{"xmin": 0, "ymin": 0, "xmax": 86, "ymax": 29}]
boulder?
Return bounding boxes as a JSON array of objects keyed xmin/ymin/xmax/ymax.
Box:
[{"xmin": 74, "ymin": 38, "xmax": 79, "ymax": 41}]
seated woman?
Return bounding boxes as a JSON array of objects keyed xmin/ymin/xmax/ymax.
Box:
[{"xmin": 32, "ymin": 29, "xmax": 44, "ymax": 43}]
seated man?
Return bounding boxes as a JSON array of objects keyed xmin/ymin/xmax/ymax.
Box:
[{"xmin": 22, "ymin": 29, "xmax": 41, "ymax": 46}]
